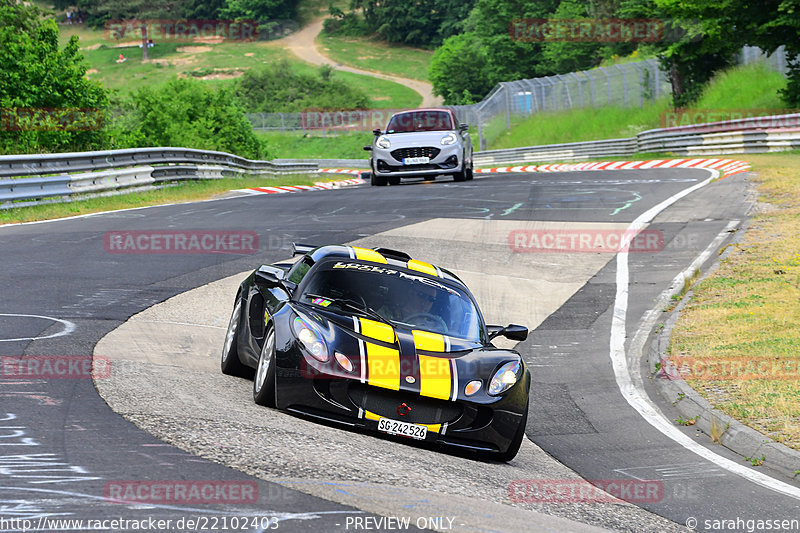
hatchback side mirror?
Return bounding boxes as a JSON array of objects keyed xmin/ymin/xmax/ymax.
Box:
[
  {"xmin": 372, "ymin": 128, "xmax": 382, "ymax": 136},
  {"xmin": 459, "ymin": 123, "xmax": 469, "ymax": 133}
]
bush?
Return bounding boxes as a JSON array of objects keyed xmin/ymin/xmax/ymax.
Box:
[
  {"xmin": 323, "ymin": 12, "xmax": 370, "ymax": 37},
  {"xmin": 111, "ymin": 78, "xmax": 266, "ymax": 159},
  {"xmin": 235, "ymin": 60, "xmax": 370, "ymax": 113}
]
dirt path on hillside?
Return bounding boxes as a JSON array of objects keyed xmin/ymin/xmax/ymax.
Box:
[{"xmin": 282, "ymin": 18, "xmax": 441, "ymax": 108}]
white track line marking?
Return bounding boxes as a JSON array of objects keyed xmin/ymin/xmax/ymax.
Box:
[
  {"xmin": 0, "ymin": 314, "xmax": 76, "ymax": 342},
  {"xmin": 609, "ymin": 169, "xmax": 800, "ymax": 500}
]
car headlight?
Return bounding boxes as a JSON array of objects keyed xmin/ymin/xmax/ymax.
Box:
[
  {"xmin": 293, "ymin": 316, "xmax": 328, "ymax": 362},
  {"xmin": 488, "ymin": 360, "xmax": 521, "ymax": 396},
  {"xmin": 376, "ymin": 135, "xmax": 391, "ymax": 149},
  {"xmin": 441, "ymin": 132, "xmax": 458, "ymax": 146}
]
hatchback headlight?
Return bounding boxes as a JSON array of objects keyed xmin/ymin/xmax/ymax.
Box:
[
  {"xmin": 441, "ymin": 132, "xmax": 458, "ymax": 145},
  {"xmin": 293, "ymin": 316, "xmax": 328, "ymax": 362},
  {"xmin": 488, "ymin": 360, "xmax": 521, "ymax": 396},
  {"xmin": 376, "ymin": 135, "xmax": 391, "ymax": 149}
]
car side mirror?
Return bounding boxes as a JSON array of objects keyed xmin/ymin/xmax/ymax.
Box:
[
  {"xmin": 459, "ymin": 123, "xmax": 469, "ymax": 133},
  {"xmin": 487, "ymin": 324, "xmax": 528, "ymax": 341},
  {"xmin": 372, "ymin": 128, "xmax": 382, "ymax": 136},
  {"xmin": 363, "ymin": 145, "xmax": 372, "ymax": 151},
  {"xmin": 281, "ymin": 280, "xmax": 298, "ymax": 294},
  {"xmin": 255, "ymin": 265, "xmax": 284, "ymax": 286}
]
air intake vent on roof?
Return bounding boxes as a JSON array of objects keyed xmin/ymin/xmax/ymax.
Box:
[{"xmin": 373, "ymin": 247, "xmax": 411, "ymax": 261}]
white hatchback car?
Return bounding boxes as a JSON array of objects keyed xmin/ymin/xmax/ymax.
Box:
[{"xmin": 364, "ymin": 108, "xmax": 473, "ymax": 186}]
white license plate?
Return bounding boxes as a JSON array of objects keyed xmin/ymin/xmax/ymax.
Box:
[
  {"xmin": 377, "ymin": 417, "xmax": 428, "ymax": 440},
  {"xmin": 403, "ymin": 156, "xmax": 430, "ymax": 165}
]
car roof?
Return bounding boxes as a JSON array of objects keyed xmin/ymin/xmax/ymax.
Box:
[
  {"xmin": 301, "ymin": 244, "xmax": 466, "ymax": 287},
  {"xmin": 389, "ymin": 108, "xmax": 456, "ymax": 119}
]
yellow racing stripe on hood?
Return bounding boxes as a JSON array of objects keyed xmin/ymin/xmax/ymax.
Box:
[
  {"xmin": 413, "ymin": 330, "xmax": 452, "ymax": 400},
  {"xmin": 417, "ymin": 354, "xmax": 452, "ymax": 400},
  {"xmin": 359, "ymin": 318, "xmax": 395, "ymax": 344},
  {"xmin": 407, "ymin": 259, "xmax": 437, "ymax": 276},
  {"xmin": 412, "ymin": 330, "xmax": 445, "ymax": 352},
  {"xmin": 360, "ymin": 318, "xmax": 400, "ymax": 391},
  {"xmin": 353, "ymin": 247, "xmax": 387, "ymax": 263}
]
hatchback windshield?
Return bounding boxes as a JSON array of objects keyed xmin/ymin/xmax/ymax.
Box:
[
  {"xmin": 386, "ymin": 110, "xmax": 454, "ymax": 134},
  {"xmin": 298, "ymin": 261, "xmax": 482, "ymax": 341}
]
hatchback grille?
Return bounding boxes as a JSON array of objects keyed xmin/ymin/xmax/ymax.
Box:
[
  {"xmin": 348, "ymin": 383, "xmax": 462, "ymax": 425},
  {"xmin": 390, "ymin": 147, "xmax": 441, "ymax": 162}
]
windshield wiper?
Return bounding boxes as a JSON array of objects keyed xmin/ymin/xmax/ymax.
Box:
[{"xmin": 304, "ymin": 293, "xmax": 391, "ymax": 325}]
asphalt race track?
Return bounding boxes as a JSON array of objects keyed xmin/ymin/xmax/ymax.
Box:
[{"xmin": 1, "ymin": 168, "xmax": 798, "ymax": 532}]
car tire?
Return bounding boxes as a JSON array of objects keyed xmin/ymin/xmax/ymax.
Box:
[
  {"xmin": 253, "ymin": 325, "xmax": 277, "ymax": 407},
  {"xmin": 453, "ymin": 170, "xmax": 467, "ymax": 182},
  {"xmin": 466, "ymin": 158, "xmax": 474, "ymax": 180},
  {"xmin": 494, "ymin": 402, "xmax": 528, "ymax": 462},
  {"xmin": 221, "ymin": 294, "xmax": 251, "ymax": 377},
  {"xmin": 388, "ymin": 176, "xmax": 401, "ymax": 186},
  {"xmin": 371, "ymin": 172, "xmax": 388, "ymax": 186}
]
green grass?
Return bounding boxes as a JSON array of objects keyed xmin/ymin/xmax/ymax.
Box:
[
  {"xmin": 487, "ymin": 99, "xmax": 671, "ymax": 149},
  {"xmin": 257, "ymin": 131, "xmax": 370, "ymax": 159},
  {"xmin": 692, "ymin": 63, "xmax": 790, "ymax": 110},
  {"xmin": 60, "ymin": 23, "xmax": 420, "ymax": 108},
  {"xmin": 316, "ymin": 32, "xmax": 434, "ymax": 82},
  {"xmin": 0, "ymin": 174, "xmax": 336, "ymax": 225},
  {"xmin": 669, "ymin": 152, "xmax": 800, "ymax": 450},
  {"xmin": 487, "ymin": 62, "xmax": 790, "ymax": 150},
  {"xmin": 289, "ymin": 61, "xmax": 421, "ymax": 109}
]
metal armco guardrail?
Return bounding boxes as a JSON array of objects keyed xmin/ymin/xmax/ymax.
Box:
[
  {"xmin": 473, "ymin": 137, "xmax": 638, "ymax": 166},
  {"xmin": 2, "ymin": 113, "xmax": 797, "ymax": 208},
  {"xmin": 0, "ymin": 147, "xmax": 317, "ymax": 209}
]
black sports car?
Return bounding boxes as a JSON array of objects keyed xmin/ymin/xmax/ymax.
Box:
[{"xmin": 221, "ymin": 244, "xmax": 530, "ymax": 461}]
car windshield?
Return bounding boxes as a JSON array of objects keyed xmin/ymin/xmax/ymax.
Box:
[
  {"xmin": 298, "ymin": 261, "xmax": 482, "ymax": 341},
  {"xmin": 386, "ymin": 111, "xmax": 454, "ymax": 134}
]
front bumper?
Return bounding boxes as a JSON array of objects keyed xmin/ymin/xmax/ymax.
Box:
[
  {"xmin": 371, "ymin": 143, "xmax": 464, "ymax": 178},
  {"xmin": 275, "ymin": 361, "xmax": 529, "ymax": 455}
]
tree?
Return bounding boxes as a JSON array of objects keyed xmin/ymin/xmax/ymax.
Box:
[
  {"xmin": 0, "ymin": 0, "xmax": 109, "ymax": 154},
  {"xmin": 540, "ymin": 0, "xmax": 605, "ymax": 74},
  {"xmin": 429, "ymin": 33, "xmax": 494, "ymax": 104},
  {"xmin": 617, "ymin": 0, "xmax": 740, "ymax": 107},
  {"xmin": 115, "ymin": 78, "xmax": 265, "ymax": 159},
  {"xmin": 220, "ymin": 0, "xmax": 299, "ymax": 22},
  {"xmin": 346, "ymin": 0, "xmax": 477, "ymax": 47}
]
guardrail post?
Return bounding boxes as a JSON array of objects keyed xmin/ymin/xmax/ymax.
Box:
[
  {"xmin": 652, "ymin": 60, "xmax": 660, "ymax": 100},
  {"xmin": 598, "ymin": 67, "xmax": 612, "ymax": 105},
  {"xmin": 570, "ymin": 72, "xmax": 583, "ymax": 108},
  {"xmin": 503, "ymin": 83, "xmax": 512, "ymax": 130},
  {"xmin": 615, "ymin": 65, "xmax": 629, "ymax": 107},
  {"xmin": 631, "ymin": 62, "xmax": 644, "ymax": 107}
]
